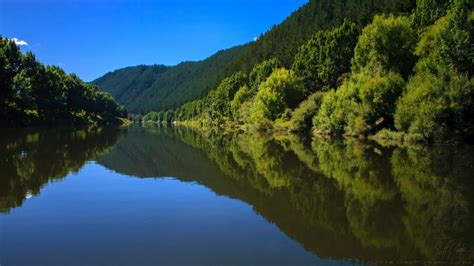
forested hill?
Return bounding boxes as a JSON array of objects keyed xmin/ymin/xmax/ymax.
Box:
[
  {"xmin": 93, "ymin": 0, "xmax": 415, "ymax": 113},
  {"xmin": 92, "ymin": 64, "xmax": 170, "ymax": 104},
  {"xmin": 92, "ymin": 46, "xmax": 245, "ymax": 113}
]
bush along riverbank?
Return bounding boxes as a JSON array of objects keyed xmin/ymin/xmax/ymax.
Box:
[{"xmin": 143, "ymin": 1, "xmax": 473, "ymax": 144}]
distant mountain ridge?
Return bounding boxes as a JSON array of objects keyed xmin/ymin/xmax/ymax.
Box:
[{"xmin": 93, "ymin": 0, "xmax": 415, "ymax": 113}]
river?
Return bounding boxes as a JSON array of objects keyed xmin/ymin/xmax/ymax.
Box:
[{"xmin": 1, "ymin": 126, "xmax": 473, "ymax": 265}]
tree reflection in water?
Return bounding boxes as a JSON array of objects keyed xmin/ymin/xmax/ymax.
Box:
[
  {"xmin": 1, "ymin": 125, "xmax": 472, "ymax": 264},
  {"xmin": 108, "ymin": 126, "xmax": 471, "ymax": 264},
  {"xmin": 0, "ymin": 127, "xmax": 123, "ymax": 213}
]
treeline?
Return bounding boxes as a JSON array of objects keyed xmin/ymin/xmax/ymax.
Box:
[
  {"xmin": 94, "ymin": 0, "xmax": 415, "ymax": 113},
  {"xmin": 0, "ymin": 37, "xmax": 127, "ymax": 127},
  {"xmin": 145, "ymin": 0, "xmax": 473, "ymax": 143}
]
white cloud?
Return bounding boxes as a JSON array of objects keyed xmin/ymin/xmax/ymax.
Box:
[
  {"xmin": 11, "ymin": 38, "xmax": 28, "ymax": 46},
  {"xmin": 253, "ymin": 36, "xmax": 259, "ymax": 42}
]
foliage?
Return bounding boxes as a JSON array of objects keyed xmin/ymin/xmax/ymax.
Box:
[
  {"xmin": 312, "ymin": 88, "xmax": 351, "ymax": 136},
  {"xmin": 253, "ymin": 68, "xmax": 303, "ymax": 121},
  {"xmin": 292, "ymin": 20, "xmax": 359, "ymax": 94},
  {"xmin": 137, "ymin": 1, "xmax": 471, "ymax": 143},
  {"xmin": 174, "ymin": 99, "xmax": 204, "ymax": 122},
  {"xmin": 206, "ymin": 72, "xmax": 247, "ymax": 123},
  {"xmin": 230, "ymin": 85, "xmax": 252, "ymax": 123},
  {"xmin": 143, "ymin": 111, "xmax": 163, "ymax": 123},
  {"xmin": 93, "ymin": 0, "xmax": 415, "ymax": 113},
  {"xmin": 163, "ymin": 110, "xmax": 175, "ymax": 124},
  {"xmin": 0, "ymin": 37, "xmax": 21, "ymax": 110},
  {"xmin": 0, "ymin": 37, "xmax": 127, "ymax": 126},
  {"xmin": 313, "ymin": 71, "xmax": 405, "ymax": 136},
  {"xmin": 234, "ymin": 97, "xmax": 258, "ymax": 125},
  {"xmin": 395, "ymin": 70, "xmax": 473, "ymax": 141},
  {"xmin": 248, "ymin": 58, "xmax": 282, "ymax": 94},
  {"xmin": 395, "ymin": 2, "xmax": 474, "ymax": 142},
  {"xmin": 414, "ymin": 0, "xmax": 473, "ymax": 76},
  {"xmin": 128, "ymin": 113, "xmax": 143, "ymax": 122},
  {"xmin": 352, "ymin": 15, "xmax": 417, "ymax": 78},
  {"xmin": 411, "ymin": 0, "xmax": 452, "ymax": 29},
  {"xmin": 287, "ymin": 92, "xmax": 325, "ymax": 133}
]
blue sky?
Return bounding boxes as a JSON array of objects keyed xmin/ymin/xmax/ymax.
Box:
[{"xmin": 1, "ymin": 0, "xmax": 308, "ymax": 81}]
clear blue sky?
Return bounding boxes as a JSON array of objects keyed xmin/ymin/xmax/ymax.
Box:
[{"xmin": 1, "ymin": 0, "xmax": 308, "ymax": 81}]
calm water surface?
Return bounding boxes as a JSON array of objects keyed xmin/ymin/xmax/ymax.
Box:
[{"xmin": 1, "ymin": 126, "xmax": 473, "ymax": 265}]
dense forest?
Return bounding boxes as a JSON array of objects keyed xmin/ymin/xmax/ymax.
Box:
[
  {"xmin": 93, "ymin": 0, "xmax": 415, "ymax": 113},
  {"xmin": 0, "ymin": 37, "xmax": 127, "ymax": 127},
  {"xmin": 142, "ymin": 0, "xmax": 473, "ymax": 143}
]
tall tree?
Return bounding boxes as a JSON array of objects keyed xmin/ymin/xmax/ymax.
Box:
[{"xmin": 292, "ymin": 20, "xmax": 359, "ymax": 94}]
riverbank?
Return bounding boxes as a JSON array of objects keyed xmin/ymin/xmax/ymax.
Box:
[
  {"xmin": 0, "ymin": 109, "xmax": 131, "ymax": 128},
  {"xmin": 172, "ymin": 118, "xmax": 448, "ymax": 147}
]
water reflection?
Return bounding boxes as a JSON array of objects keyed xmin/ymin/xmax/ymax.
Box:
[
  {"xmin": 100, "ymin": 126, "xmax": 474, "ymax": 264},
  {"xmin": 1, "ymin": 125, "xmax": 473, "ymax": 264},
  {"xmin": 0, "ymin": 127, "xmax": 122, "ymax": 213}
]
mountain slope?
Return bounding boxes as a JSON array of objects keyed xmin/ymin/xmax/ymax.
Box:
[
  {"xmin": 93, "ymin": 0, "xmax": 415, "ymax": 114},
  {"xmin": 92, "ymin": 64, "xmax": 170, "ymax": 105}
]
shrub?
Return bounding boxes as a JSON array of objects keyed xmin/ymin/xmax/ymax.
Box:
[
  {"xmin": 352, "ymin": 15, "xmax": 417, "ymax": 78},
  {"xmin": 312, "ymin": 88, "xmax": 355, "ymax": 136},
  {"xmin": 313, "ymin": 71, "xmax": 405, "ymax": 136},
  {"xmin": 394, "ymin": 70, "xmax": 474, "ymax": 141},
  {"xmin": 355, "ymin": 71, "xmax": 406, "ymax": 131},
  {"xmin": 411, "ymin": 0, "xmax": 451, "ymax": 29},
  {"xmin": 252, "ymin": 118, "xmax": 274, "ymax": 134},
  {"xmin": 288, "ymin": 92, "xmax": 325, "ymax": 133},
  {"xmin": 248, "ymin": 58, "xmax": 281, "ymax": 94},
  {"xmin": 230, "ymin": 85, "xmax": 252, "ymax": 123},
  {"xmin": 253, "ymin": 68, "xmax": 303, "ymax": 121},
  {"xmin": 395, "ymin": 4, "xmax": 474, "ymax": 142},
  {"xmin": 414, "ymin": 2, "xmax": 473, "ymax": 76},
  {"xmin": 292, "ymin": 20, "xmax": 359, "ymax": 95},
  {"xmin": 207, "ymin": 72, "xmax": 247, "ymax": 121}
]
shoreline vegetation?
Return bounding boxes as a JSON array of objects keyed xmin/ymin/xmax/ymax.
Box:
[
  {"xmin": 144, "ymin": 120, "xmax": 427, "ymax": 149},
  {"xmin": 0, "ymin": 37, "xmax": 128, "ymax": 127},
  {"xmin": 140, "ymin": 0, "xmax": 473, "ymax": 145}
]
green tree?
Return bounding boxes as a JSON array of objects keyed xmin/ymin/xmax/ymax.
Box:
[
  {"xmin": 313, "ymin": 71, "xmax": 405, "ymax": 136},
  {"xmin": 230, "ymin": 85, "xmax": 252, "ymax": 123},
  {"xmin": 248, "ymin": 58, "xmax": 281, "ymax": 94},
  {"xmin": 395, "ymin": 70, "xmax": 473, "ymax": 141},
  {"xmin": 292, "ymin": 20, "xmax": 359, "ymax": 94},
  {"xmin": 163, "ymin": 110, "xmax": 175, "ymax": 124},
  {"xmin": 253, "ymin": 68, "xmax": 303, "ymax": 121},
  {"xmin": 228, "ymin": 59, "xmax": 281, "ymax": 124},
  {"xmin": 287, "ymin": 92, "xmax": 325, "ymax": 133},
  {"xmin": 352, "ymin": 15, "xmax": 417, "ymax": 78},
  {"xmin": 1, "ymin": 39, "xmax": 126, "ymax": 126},
  {"xmin": 414, "ymin": 0, "xmax": 473, "ymax": 75},
  {"xmin": 395, "ymin": 2, "xmax": 474, "ymax": 141},
  {"xmin": 206, "ymin": 72, "xmax": 247, "ymax": 123},
  {"xmin": 411, "ymin": 0, "xmax": 452, "ymax": 29},
  {"xmin": 0, "ymin": 37, "xmax": 21, "ymax": 112},
  {"xmin": 353, "ymin": 72, "xmax": 405, "ymax": 134}
]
